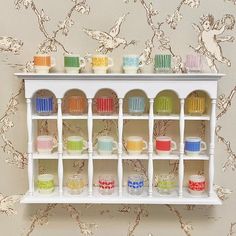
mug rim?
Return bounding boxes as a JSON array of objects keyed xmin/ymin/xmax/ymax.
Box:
[
  {"xmin": 37, "ymin": 135, "xmax": 53, "ymax": 141},
  {"xmin": 38, "ymin": 174, "xmax": 54, "ymax": 181},
  {"xmin": 189, "ymin": 174, "xmax": 205, "ymax": 182},
  {"xmin": 92, "ymin": 54, "xmax": 108, "ymax": 58},
  {"xmin": 156, "ymin": 136, "xmax": 171, "ymax": 141},
  {"xmin": 129, "ymin": 96, "xmax": 145, "ymax": 99},
  {"xmin": 98, "ymin": 136, "xmax": 114, "ymax": 141},
  {"xmin": 97, "ymin": 96, "xmax": 113, "ymax": 99},
  {"xmin": 34, "ymin": 54, "xmax": 51, "ymax": 57},
  {"xmin": 126, "ymin": 136, "xmax": 143, "ymax": 141},
  {"xmin": 185, "ymin": 137, "xmax": 201, "ymax": 142},
  {"xmin": 123, "ymin": 54, "xmax": 139, "ymax": 58},
  {"xmin": 67, "ymin": 136, "xmax": 84, "ymax": 141},
  {"xmin": 64, "ymin": 54, "xmax": 81, "ymax": 57}
]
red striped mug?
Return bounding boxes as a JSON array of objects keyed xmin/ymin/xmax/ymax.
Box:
[
  {"xmin": 155, "ymin": 136, "xmax": 177, "ymax": 155},
  {"xmin": 96, "ymin": 96, "xmax": 114, "ymax": 114}
]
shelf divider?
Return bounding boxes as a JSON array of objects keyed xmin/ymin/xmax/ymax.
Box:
[
  {"xmin": 179, "ymin": 98, "xmax": 185, "ymax": 197},
  {"xmin": 57, "ymin": 98, "xmax": 63, "ymax": 195},
  {"xmin": 148, "ymin": 98, "xmax": 154, "ymax": 196},
  {"xmin": 209, "ymin": 99, "xmax": 216, "ymax": 197},
  {"xmin": 87, "ymin": 98, "xmax": 93, "ymax": 196},
  {"xmin": 118, "ymin": 98, "xmax": 123, "ymax": 196},
  {"xmin": 26, "ymin": 98, "xmax": 34, "ymax": 195}
]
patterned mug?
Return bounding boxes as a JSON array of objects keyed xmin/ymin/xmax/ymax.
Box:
[
  {"xmin": 98, "ymin": 175, "xmax": 115, "ymax": 195},
  {"xmin": 185, "ymin": 54, "xmax": 203, "ymax": 73},
  {"xmin": 187, "ymin": 96, "xmax": 205, "ymax": 116},
  {"xmin": 33, "ymin": 54, "xmax": 56, "ymax": 74},
  {"xmin": 154, "ymin": 54, "xmax": 172, "ymax": 73},
  {"xmin": 156, "ymin": 174, "xmax": 176, "ymax": 195},
  {"xmin": 66, "ymin": 174, "xmax": 85, "ymax": 195},
  {"xmin": 155, "ymin": 95, "xmax": 173, "ymax": 115},
  {"xmin": 188, "ymin": 175, "xmax": 206, "ymax": 195},
  {"xmin": 91, "ymin": 54, "xmax": 113, "ymax": 74},
  {"xmin": 123, "ymin": 55, "xmax": 144, "ymax": 74},
  {"xmin": 66, "ymin": 136, "xmax": 88, "ymax": 154},
  {"xmin": 96, "ymin": 96, "xmax": 114, "ymax": 115},
  {"xmin": 127, "ymin": 174, "xmax": 144, "ymax": 195},
  {"xmin": 128, "ymin": 96, "xmax": 145, "ymax": 115},
  {"xmin": 37, "ymin": 174, "xmax": 55, "ymax": 194},
  {"xmin": 35, "ymin": 96, "xmax": 54, "ymax": 115},
  {"xmin": 155, "ymin": 136, "xmax": 177, "ymax": 155},
  {"xmin": 67, "ymin": 96, "xmax": 86, "ymax": 114},
  {"xmin": 64, "ymin": 54, "xmax": 86, "ymax": 73},
  {"xmin": 185, "ymin": 137, "xmax": 207, "ymax": 156}
]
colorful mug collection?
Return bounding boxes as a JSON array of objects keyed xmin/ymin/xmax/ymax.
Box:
[
  {"xmin": 35, "ymin": 94, "xmax": 206, "ymax": 116},
  {"xmin": 32, "ymin": 53, "xmax": 204, "ymax": 74},
  {"xmin": 37, "ymin": 173, "xmax": 206, "ymax": 196}
]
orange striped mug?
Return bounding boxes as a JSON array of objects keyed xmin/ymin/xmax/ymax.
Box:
[
  {"xmin": 68, "ymin": 96, "xmax": 86, "ymax": 114},
  {"xmin": 33, "ymin": 54, "xmax": 56, "ymax": 74}
]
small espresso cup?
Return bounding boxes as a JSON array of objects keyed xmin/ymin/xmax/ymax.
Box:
[
  {"xmin": 68, "ymin": 96, "xmax": 86, "ymax": 114},
  {"xmin": 185, "ymin": 54, "xmax": 203, "ymax": 73},
  {"xmin": 91, "ymin": 54, "xmax": 113, "ymax": 74},
  {"xmin": 155, "ymin": 95, "xmax": 173, "ymax": 115},
  {"xmin": 123, "ymin": 55, "xmax": 144, "ymax": 74},
  {"xmin": 187, "ymin": 96, "xmax": 205, "ymax": 116},
  {"xmin": 125, "ymin": 136, "xmax": 147, "ymax": 155},
  {"xmin": 64, "ymin": 54, "xmax": 86, "ymax": 73},
  {"xmin": 185, "ymin": 137, "xmax": 207, "ymax": 156},
  {"xmin": 188, "ymin": 175, "xmax": 206, "ymax": 195},
  {"xmin": 36, "ymin": 135, "xmax": 57, "ymax": 154},
  {"xmin": 128, "ymin": 96, "xmax": 145, "ymax": 115},
  {"xmin": 37, "ymin": 174, "xmax": 55, "ymax": 194},
  {"xmin": 156, "ymin": 174, "xmax": 176, "ymax": 195},
  {"xmin": 36, "ymin": 96, "xmax": 54, "ymax": 115},
  {"xmin": 33, "ymin": 54, "xmax": 55, "ymax": 73},
  {"xmin": 66, "ymin": 136, "xmax": 87, "ymax": 154},
  {"xmin": 155, "ymin": 136, "xmax": 177, "ymax": 155},
  {"xmin": 96, "ymin": 136, "xmax": 118, "ymax": 155},
  {"xmin": 154, "ymin": 54, "xmax": 172, "ymax": 73},
  {"xmin": 96, "ymin": 96, "xmax": 114, "ymax": 114}
]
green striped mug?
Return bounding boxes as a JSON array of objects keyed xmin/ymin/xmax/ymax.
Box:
[
  {"xmin": 154, "ymin": 54, "xmax": 172, "ymax": 73},
  {"xmin": 66, "ymin": 136, "xmax": 87, "ymax": 154}
]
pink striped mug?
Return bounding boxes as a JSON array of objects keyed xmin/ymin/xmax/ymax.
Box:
[{"xmin": 36, "ymin": 135, "xmax": 57, "ymax": 154}]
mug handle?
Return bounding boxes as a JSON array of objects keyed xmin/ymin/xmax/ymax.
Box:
[
  {"xmin": 50, "ymin": 57, "xmax": 56, "ymax": 68},
  {"xmin": 108, "ymin": 57, "xmax": 114, "ymax": 68},
  {"xmin": 112, "ymin": 141, "xmax": 118, "ymax": 151},
  {"xmin": 83, "ymin": 140, "xmax": 88, "ymax": 150},
  {"xmin": 138, "ymin": 59, "xmax": 145, "ymax": 68},
  {"xmin": 142, "ymin": 140, "xmax": 148, "ymax": 150},
  {"xmin": 79, "ymin": 57, "xmax": 86, "ymax": 68},
  {"xmin": 201, "ymin": 141, "xmax": 207, "ymax": 151},
  {"xmin": 171, "ymin": 141, "xmax": 177, "ymax": 151}
]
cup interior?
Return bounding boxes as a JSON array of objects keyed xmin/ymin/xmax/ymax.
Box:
[
  {"xmin": 37, "ymin": 135, "xmax": 53, "ymax": 141},
  {"xmin": 67, "ymin": 136, "xmax": 83, "ymax": 142},
  {"xmin": 38, "ymin": 174, "xmax": 54, "ymax": 181},
  {"xmin": 156, "ymin": 136, "xmax": 171, "ymax": 141}
]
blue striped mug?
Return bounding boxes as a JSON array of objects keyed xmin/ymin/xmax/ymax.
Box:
[
  {"xmin": 96, "ymin": 136, "xmax": 118, "ymax": 155},
  {"xmin": 185, "ymin": 137, "xmax": 207, "ymax": 156},
  {"xmin": 36, "ymin": 96, "xmax": 53, "ymax": 115},
  {"xmin": 128, "ymin": 96, "xmax": 145, "ymax": 115}
]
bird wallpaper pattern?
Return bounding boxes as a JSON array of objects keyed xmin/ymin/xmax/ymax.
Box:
[{"xmin": 0, "ymin": 0, "xmax": 236, "ymax": 235}]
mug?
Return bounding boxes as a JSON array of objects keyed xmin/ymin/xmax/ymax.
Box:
[
  {"xmin": 123, "ymin": 55, "xmax": 144, "ymax": 74},
  {"xmin": 128, "ymin": 96, "xmax": 145, "ymax": 115},
  {"xmin": 155, "ymin": 136, "xmax": 177, "ymax": 155},
  {"xmin": 185, "ymin": 137, "xmax": 207, "ymax": 156},
  {"xmin": 68, "ymin": 96, "xmax": 86, "ymax": 114},
  {"xmin": 185, "ymin": 54, "xmax": 203, "ymax": 73},
  {"xmin": 96, "ymin": 136, "xmax": 118, "ymax": 155},
  {"xmin": 91, "ymin": 54, "xmax": 113, "ymax": 74},
  {"xmin": 36, "ymin": 135, "xmax": 57, "ymax": 154},
  {"xmin": 125, "ymin": 136, "xmax": 147, "ymax": 155},
  {"xmin": 66, "ymin": 136, "xmax": 87, "ymax": 154},
  {"xmin": 66, "ymin": 174, "xmax": 85, "ymax": 195},
  {"xmin": 154, "ymin": 54, "xmax": 172, "ymax": 73},
  {"xmin": 96, "ymin": 97, "xmax": 114, "ymax": 114},
  {"xmin": 33, "ymin": 54, "xmax": 55, "ymax": 74},
  {"xmin": 37, "ymin": 174, "xmax": 55, "ymax": 194},
  {"xmin": 127, "ymin": 174, "xmax": 144, "ymax": 195},
  {"xmin": 99, "ymin": 175, "xmax": 115, "ymax": 195},
  {"xmin": 188, "ymin": 175, "xmax": 206, "ymax": 195},
  {"xmin": 155, "ymin": 95, "xmax": 173, "ymax": 115},
  {"xmin": 36, "ymin": 96, "xmax": 54, "ymax": 115},
  {"xmin": 187, "ymin": 96, "xmax": 205, "ymax": 115},
  {"xmin": 64, "ymin": 54, "xmax": 86, "ymax": 73},
  {"xmin": 156, "ymin": 174, "xmax": 176, "ymax": 195}
]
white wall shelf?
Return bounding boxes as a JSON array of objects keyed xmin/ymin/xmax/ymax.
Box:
[{"xmin": 16, "ymin": 72, "xmax": 223, "ymax": 205}]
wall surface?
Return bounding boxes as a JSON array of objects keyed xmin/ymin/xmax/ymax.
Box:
[{"xmin": 1, "ymin": 0, "xmax": 236, "ymax": 236}]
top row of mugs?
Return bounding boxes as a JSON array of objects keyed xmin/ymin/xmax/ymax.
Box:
[{"xmin": 33, "ymin": 53, "xmax": 204, "ymax": 74}]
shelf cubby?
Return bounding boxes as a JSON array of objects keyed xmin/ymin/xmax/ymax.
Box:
[{"xmin": 16, "ymin": 73, "xmax": 223, "ymax": 205}]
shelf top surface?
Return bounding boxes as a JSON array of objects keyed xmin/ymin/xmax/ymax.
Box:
[{"xmin": 15, "ymin": 73, "xmax": 224, "ymax": 81}]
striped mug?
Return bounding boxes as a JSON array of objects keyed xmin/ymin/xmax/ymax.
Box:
[
  {"xmin": 155, "ymin": 95, "xmax": 173, "ymax": 115},
  {"xmin": 96, "ymin": 136, "xmax": 118, "ymax": 155},
  {"xmin": 187, "ymin": 96, "xmax": 205, "ymax": 115},
  {"xmin": 128, "ymin": 96, "xmax": 145, "ymax": 115},
  {"xmin": 37, "ymin": 174, "xmax": 55, "ymax": 194},
  {"xmin": 68, "ymin": 96, "xmax": 86, "ymax": 114},
  {"xmin": 154, "ymin": 54, "xmax": 172, "ymax": 73},
  {"xmin": 36, "ymin": 96, "xmax": 54, "ymax": 115},
  {"xmin": 185, "ymin": 137, "xmax": 207, "ymax": 156},
  {"xmin": 33, "ymin": 54, "xmax": 56, "ymax": 74},
  {"xmin": 66, "ymin": 136, "xmax": 87, "ymax": 154},
  {"xmin": 96, "ymin": 96, "xmax": 114, "ymax": 115}
]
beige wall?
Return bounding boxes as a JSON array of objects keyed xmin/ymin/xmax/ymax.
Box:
[{"xmin": 0, "ymin": 0, "xmax": 236, "ymax": 235}]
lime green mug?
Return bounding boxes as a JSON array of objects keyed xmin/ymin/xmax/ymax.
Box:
[
  {"xmin": 155, "ymin": 96, "xmax": 173, "ymax": 115},
  {"xmin": 66, "ymin": 136, "xmax": 87, "ymax": 154},
  {"xmin": 37, "ymin": 174, "xmax": 55, "ymax": 194}
]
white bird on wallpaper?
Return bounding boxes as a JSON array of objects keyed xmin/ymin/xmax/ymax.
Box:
[
  {"xmin": 191, "ymin": 14, "xmax": 235, "ymax": 73},
  {"xmin": 83, "ymin": 13, "xmax": 136, "ymax": 53}
]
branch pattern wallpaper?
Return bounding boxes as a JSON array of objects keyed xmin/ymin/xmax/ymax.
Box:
[{"xmin": 0, "ymin": 0, "xmax": 236, "ymax": 235}]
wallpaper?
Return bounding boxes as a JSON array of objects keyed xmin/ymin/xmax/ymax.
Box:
[{"xmin": 0, "ymin": 0, "xmax": 236, "ymax": 235}]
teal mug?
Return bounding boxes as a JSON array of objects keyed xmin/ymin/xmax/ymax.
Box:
[
  {"xmin": 128, "ymin": 96, "xmax": 145, "ymax": 115},
  {"xmin": 96, "ymin": 136, "xmax": 118, "ymax": 155},
  {"xmin": 154, "ymin": 54, "xmax": 172, "ymax": 73},
  {"xmin": 64, "ymin": 54, "xmax": 86, "ymax": 73}
]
